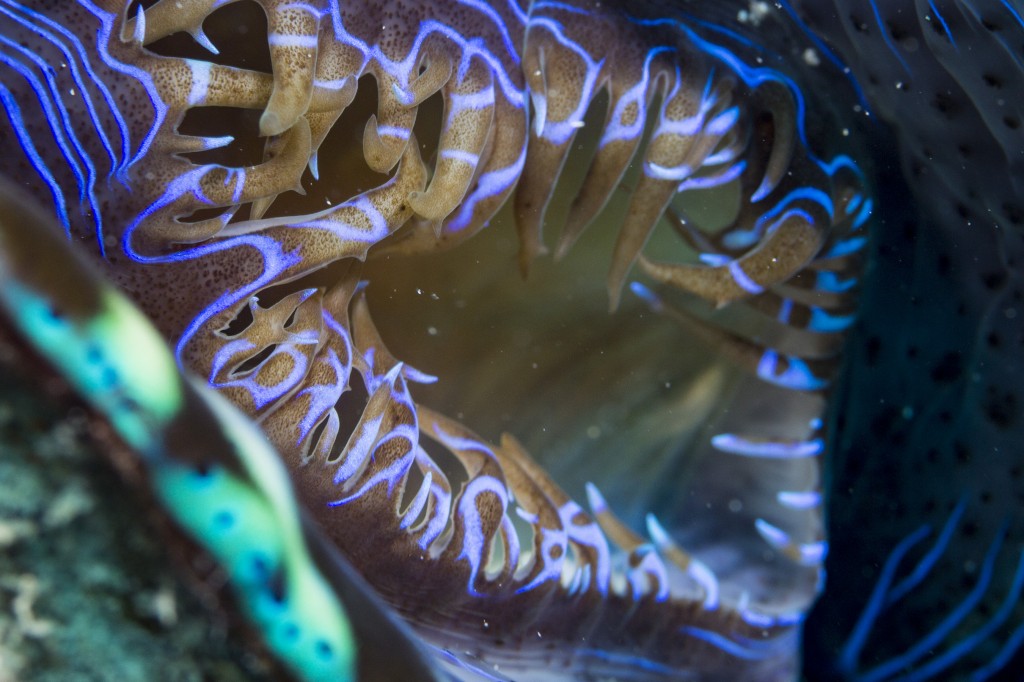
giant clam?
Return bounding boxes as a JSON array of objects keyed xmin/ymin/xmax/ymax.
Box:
[{"xmin": 12, "ymin": 1, "xmax": 1018, "ymax": 680}]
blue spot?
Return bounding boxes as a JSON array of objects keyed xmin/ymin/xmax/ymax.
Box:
[
  {"xmin": 190, "ymin": 465, "xmax": 214, "ymax": 483},
  {"xmin": 249, "ymin": 552, "xmax": 271, "ymax": 580},
  {"xmin": 101, "ymin": 366, "xmax": 118, "ymax": 389},
  {"xmin": 212, "ymin": 509, "xmax": 235, "ymax": 531},
  {"xmin": 84, "ymin": 343, "xmax": 103, "ymax": 365},
  {"xmin": 314, "ymin": 640, "xmax": 334, "ymax": 661}
]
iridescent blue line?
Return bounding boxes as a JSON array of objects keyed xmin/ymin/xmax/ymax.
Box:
[
  {"xmin": 680, "ymin": 626, "xmax": 780, "ymax": 661},
  {"xmin": 0, "ymin": 39, "xmax": 91, "ymax": 201},
  {"xmin": 455, "ymin": 0, "xmax": 520, "ymax": 62},
  {"xmin": 0, "ymin": 0, "xmax": 125, "ymax": 176},
  {"xmin": 80, "ymin": 0, "xmax": 166, "ymax": 171},
  {"xmin": 858, "ymin": 524, "xmax": 1008, "ymax": 682},
  {"xmin": 296, "ymin": 347, "xmax": 349, "ymax": 443},
  {"xmin": 445, "ymin": 147, "xmax": 525, "ymax": 233},
  {"xmin": 959, "ymin": 0, "xmax": 1024, "ymax": 70},
  {"xmin": 575, "ymin": 648, "xmax": 680, "ymax": 676},
  {"xmin": 626, "ymin": 15, "xmax": 813, "ymax": 156},
  {"xmin": 123, "ymin": 174, "xmax": 302, "ymax": 364},
  {"xmin": 326, "ymin": 5, "xmax": 525, "ymax": 108},
  {"xmin": 998, "ymin": 0, "xmax": 1024, "ymax": 30},
  {"xmin": 885, "ymin": 500, "xmax": 965, "ymax": 605},
  {"xmin": 866, "ymin": 0, "xmax": 911, "ymax": 74},
  {"xmin": 970, "ymin": 618, "xmax": 1024, "ymax": 681},
  {"xmin": 837, "ymin": 524, "xmax": 932, "ymax": 675},
  {"xmin": 0, "ymin": 85, "xmax": 70, "ymax": 233},
  {"xmin": 0, "ymin": 34, "xmax": 105, "ymax": 253},
  {"xmin": 927, "ymin": 0, "xmax": 958, "ymax": 49},
  {"xmin": 527, "ymin": 16, "xmax": 604, "ymax": 143},
  {"xmin": 775, "ymin": 0, "xmax": 872, "ymax": 111},
  {"xmin": 905, "ymin": 548, "xmax": 1024, "ymax": 681}
]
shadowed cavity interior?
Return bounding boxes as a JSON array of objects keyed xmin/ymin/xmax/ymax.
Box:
[
  {"xmin": 362, "ymin": 198, "xmax": 827, "ymax": 609},
  {"xmin": 191, "ymin": 67, "xmax": 826, "ymax": 615},
  {"xmin": 153, "ymin": 0, "xmax": 822, "ymax": 611},
  {"xmin": 147, "ymin": 1, "xmax": 792, "ymax": 538}
]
